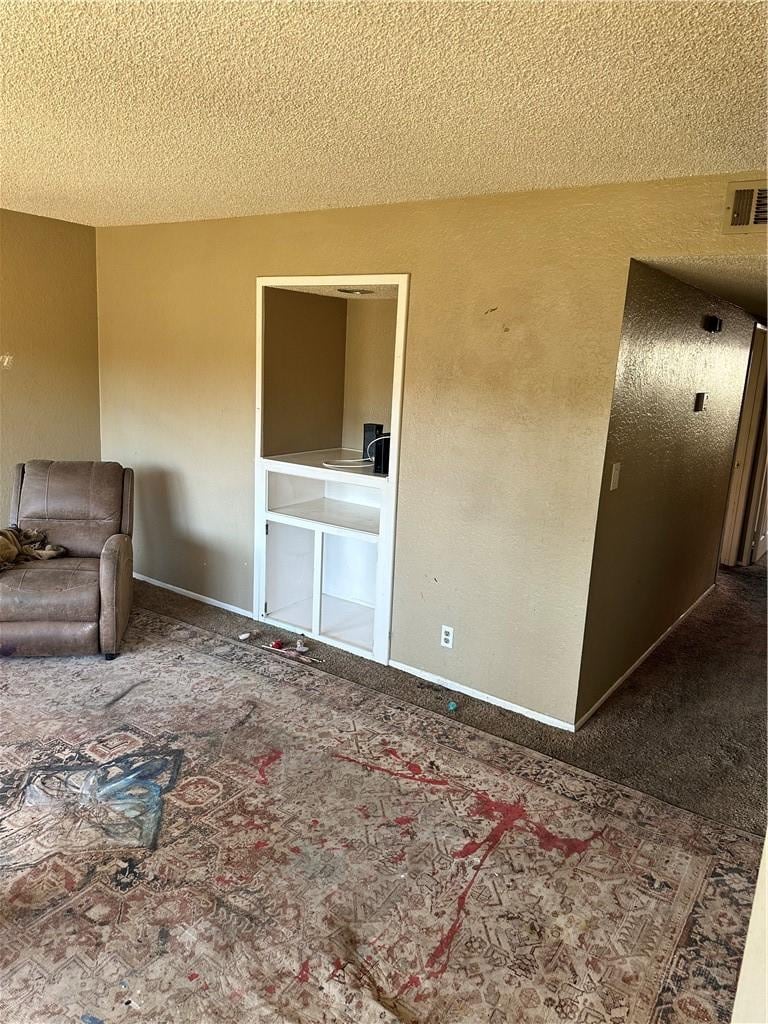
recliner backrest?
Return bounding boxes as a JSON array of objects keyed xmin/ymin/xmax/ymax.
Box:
[{"xmin": 10, "ymin": 461, "xmax": 133, "ymax": 558}]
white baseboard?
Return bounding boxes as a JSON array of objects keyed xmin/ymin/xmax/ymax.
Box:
[
  {"xmin": 133, "ymin": 575, "xmax": 713, "ymax": 734},
  {"xmin": 133, "ymin": 573, "xmax": 253, "ymax": 618},
  {"xmin": 574, "ymin": 582, "xmax": 716, "ymax": 730},
  {"xmin": 388, "ymin": 660, "xmax": 576, "ymax": 732},
  {"xmin": 133, "ymin": 574, "xmax": 570, "ymax": 730}
]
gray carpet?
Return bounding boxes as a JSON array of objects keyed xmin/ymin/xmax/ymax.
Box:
[{"xmin": 133, "ymin": 562, "xmax": 767, "ymax": 835}]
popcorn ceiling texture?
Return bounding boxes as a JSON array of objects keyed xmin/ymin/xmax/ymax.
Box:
[{"xmin": 2, "ymin": 0, "xmax": 766, "ymax": 227}]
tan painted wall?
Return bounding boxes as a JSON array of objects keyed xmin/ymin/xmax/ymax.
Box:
[
  {"xmin": 341, "ymin": 299, "xmax": 397, "ymax": 451},
  {"xmin": 262, "ymin": 288, "xmax": 346, "ymax": 457},
  {"xmin": 576, "ymin": 262, "xmax": 755, "ymax": 720},
  {"xmin": 96, "ymin": 173, "xmax": 764, "ymax": 723},
  {"xmin": 0, "ymin": 209, "xmax": 100, "ymax": 519}
]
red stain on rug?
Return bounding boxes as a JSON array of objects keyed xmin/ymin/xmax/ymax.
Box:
[
  {"xmin": 249, "ymin": 749, "xmax": 282, "ymax": 785},
  {"xmin": 424, "ymin": 790, "xmax": 600, "ymax": 980},
  {"xmin": 396, "ymin": 973, "xmax": 421, "ymax": 997},
  {"xmin": 331, "ymin": 750, "xmax": 602, "ymax": 990},
  {"xmin": 332, "ymin": 745, "xmax": 453, "ymax": 787},
  {"xmin": 327, "ymin": 958, "xmax": 345, "ymax": 981}
]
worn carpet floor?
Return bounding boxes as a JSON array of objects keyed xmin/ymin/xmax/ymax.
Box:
[
  {"xmin": 0, "ymin": 608, "xmax": 761, "ymax": 1023},
  {"xmin": 134, "ymin": 563, "xmax": 767, "ymax": 835}
]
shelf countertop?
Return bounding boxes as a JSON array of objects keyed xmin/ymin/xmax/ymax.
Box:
[{"xmin": 263, "ymin": 449, "xmax": 388, "ymax": 485}]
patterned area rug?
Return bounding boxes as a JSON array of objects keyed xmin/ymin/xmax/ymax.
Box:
[{"xmin": 0, "ymin": 609, "xmax": 760, "ymax": 1024}]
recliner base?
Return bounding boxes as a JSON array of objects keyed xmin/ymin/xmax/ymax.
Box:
[{"xmin": 0, "ymin": 621, "xmax": 99, "ymax": 657}]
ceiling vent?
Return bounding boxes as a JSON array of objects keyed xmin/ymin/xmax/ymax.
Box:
[{"xmin": 723, "ymin": 180, "xmax": 767, "ymax": 233}]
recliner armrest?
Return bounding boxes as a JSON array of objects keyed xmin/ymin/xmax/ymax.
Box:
[{"xmin": 99, "ymin": 533, "xmax": 133, "ymax": 655}]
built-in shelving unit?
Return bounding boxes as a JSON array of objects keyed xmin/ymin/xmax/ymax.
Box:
[{"xmin": 254, "ymin": 276, "xmax": 408, "ymax": 662}]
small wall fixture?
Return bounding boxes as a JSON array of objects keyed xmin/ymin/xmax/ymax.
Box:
[
  {"xmin": 703, "ymin": 315, "xmax": 723, "ymax": 333},
  {"xmin": 694, "ymin": 392, "xmax": 709, "ymax": 412}
]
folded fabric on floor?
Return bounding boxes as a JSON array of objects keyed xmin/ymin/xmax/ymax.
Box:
[{"xmin": 0, "ymin": 525, "xmax": 66, "ymax": 572}]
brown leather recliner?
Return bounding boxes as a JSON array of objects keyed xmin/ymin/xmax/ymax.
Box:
[{"xmin": 0, "ymin": 461, "xmax": 134, "ymax": 658}]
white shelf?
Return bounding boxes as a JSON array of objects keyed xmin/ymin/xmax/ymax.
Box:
[
  {"xmin": 320, "ymin": 595, "xmax": 375, "ymax": 651},
  {"xmin": 264, "ymin": 449, "xmax": 387, "ymax": 487},
  {"xmin": 268, "ymin": 497, "xmax": 379, "ymax": 536},
  {"xmin": 264, "ymin": 595, "xmax": 375, "ymax": 654},
  {"xmin": 266, "ymin": 597, "xmax": 313, "ymax": 632}
]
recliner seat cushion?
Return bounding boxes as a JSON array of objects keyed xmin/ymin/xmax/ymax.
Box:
[{"xmin": 0, "ymin": 558, "xmax": 100, "ymax": 622}]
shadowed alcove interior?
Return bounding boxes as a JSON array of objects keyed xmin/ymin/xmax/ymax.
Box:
[{"xmin": 261, "ymin": 285, "xmax": 397, "ymax": 457}]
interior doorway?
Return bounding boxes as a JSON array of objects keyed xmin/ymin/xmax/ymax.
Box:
[{"xmin": 576, "ymin": 257, "xmax": 765, "ymax": 726}]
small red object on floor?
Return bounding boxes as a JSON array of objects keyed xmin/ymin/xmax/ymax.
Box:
[{"xmin": 270, "ymin": 640, "xmax": 283, "ymax": 650}]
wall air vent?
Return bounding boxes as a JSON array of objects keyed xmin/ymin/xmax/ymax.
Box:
[{"xmin": 723, "ymin": 180, "xmax": 768, "ymax": 233}]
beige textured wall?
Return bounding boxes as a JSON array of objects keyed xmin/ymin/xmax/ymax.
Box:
[
  {"xmin": 576, "ymin": 262, "xmax": 754, "ymax": 719},
  {"xmin": 0, "ymin": 209, "xmax": 100, "ymax": 519},
  {"xmin": 341, "ymin": 299, "xmax": 397, "ymax": 450},
  {"xmin": 96, "ymin": 173, "xmax": 764, "ymax": 723},
  {"xmin": 262, "ymin": 288, "xmax": 346, "ymax": 457}
]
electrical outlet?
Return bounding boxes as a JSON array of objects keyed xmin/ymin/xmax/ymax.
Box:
[
  {"xmin": 441, "ymin": 625, "xmax": 454, "ymax": 649},
  {"xmin": 609, "ymin": 462, "xmax": 621, "ymax": 491}
]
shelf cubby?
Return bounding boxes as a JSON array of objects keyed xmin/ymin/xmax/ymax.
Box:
[
  {"xmin": 267, "ymin": 470, "xmax": 381, "ymax": 537},
  {"xmin": 320, "ymin": 596, "xmax": 375, "ymax": 651},
  {"xmin": 320, "ymin": 532, "xmax": 377, "ymax": 651},
  {"xmin": 264, "ymin": 522, "xmax": 314, "ymax": 631}
]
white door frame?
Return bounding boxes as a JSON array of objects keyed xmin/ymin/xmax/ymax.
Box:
[
  {"xmin": 252, "ymin": 274, "xmax": 410, "ymax": 663},
  {"xmin": 721, "ymin": 324, "xmax": 767, "ymax": 566},
  {"xmin": 741, "ymin": 406, "xmax": 767, "ymax": 563}
]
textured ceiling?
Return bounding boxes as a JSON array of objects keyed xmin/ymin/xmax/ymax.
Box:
[
  {"xmin": 1, "ymin": 1, "xmax": 766, "ymax": 227},
  {"xmin": 647, "ymin": 256, "xmax": 768, "ymax": 321}
]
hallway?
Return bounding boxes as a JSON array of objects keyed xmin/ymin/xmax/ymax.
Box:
[{"xmin": 571, "ymin": 560, "xmax": 766, "ymax": 835}]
